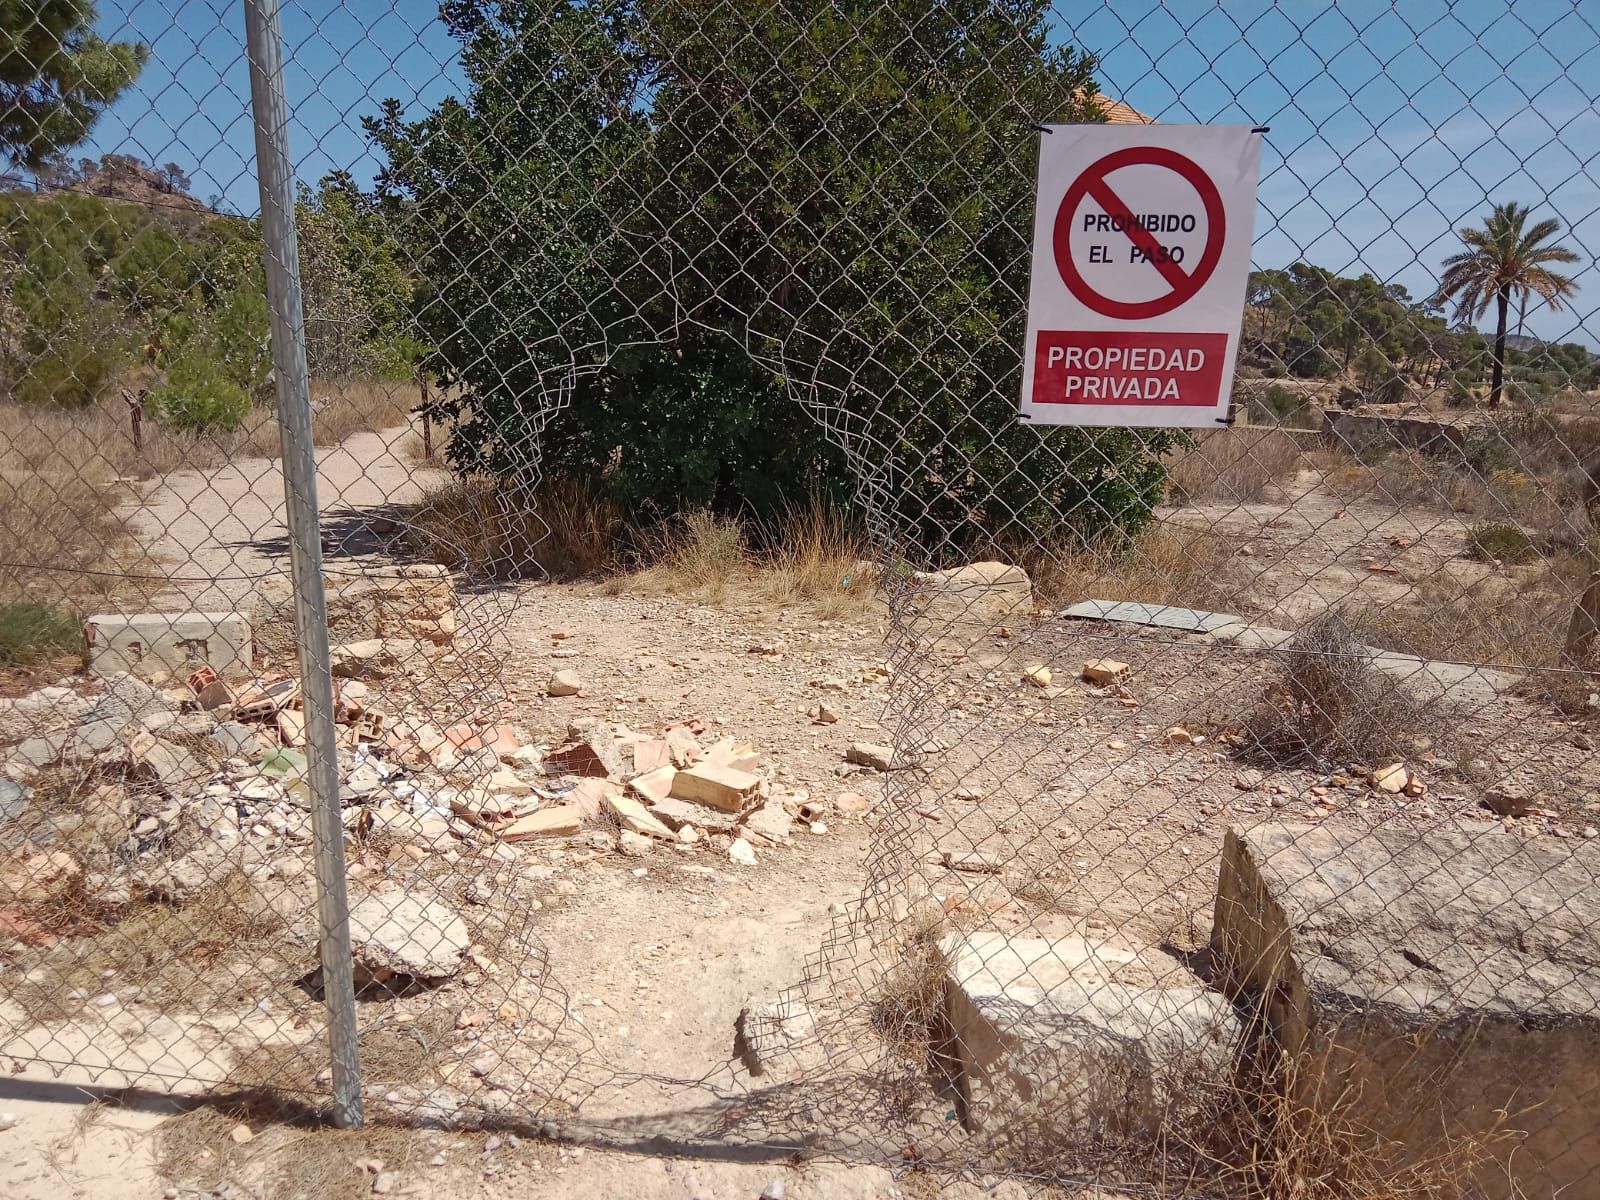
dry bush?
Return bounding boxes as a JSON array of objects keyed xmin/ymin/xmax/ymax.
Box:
[
  {"xmin": 1195, "ymin": 1041, "xmax": 1525, "ymax": 1200},
  {"xmin": 1168, "ymin": 428, "xmax": 1305, "ymax": 506},
  {"xmin": 871, "ymin": 910, "xmax": 952, "ymax": 1067},
  {"xmin": 1028, "ymin": 523, "xmax": 1252, "ymax": 615},
  {"xmin": 632, "ymin": 508, "xmax": 747, "ymax": 602},
  {"xmin": 1237, "ymin": 611, "xmax": 1438, "ymax": 768},
  {"xmin": 7, "ymin": 870, "xmax": 305, "ymax": 1024},
  {"xmin": 405, "ymin": 473, "xmax": 625, "ymax": 580}
]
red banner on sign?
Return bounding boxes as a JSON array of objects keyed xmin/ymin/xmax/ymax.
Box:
[{"xmin": 1030, "ymin": 330, "xmax": 1228, "ymax": 407}]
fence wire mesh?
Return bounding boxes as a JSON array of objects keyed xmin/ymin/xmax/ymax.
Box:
[{"xmin": 1, "ymin": 1, "xmax": 1598, "ymax": 1197}]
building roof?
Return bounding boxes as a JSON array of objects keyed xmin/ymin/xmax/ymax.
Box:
[{"xmin": 1093, "ymin": 94, "xmax": 1154, "ymax": 124}]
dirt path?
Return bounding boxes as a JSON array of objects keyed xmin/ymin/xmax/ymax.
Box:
[{"xmin": 119, "ymin": 423, "xmax": 445, "ymax": 612}]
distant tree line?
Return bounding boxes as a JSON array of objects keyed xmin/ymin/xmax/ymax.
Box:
[{"xmin": 1245, "ymin": 259, "xmax": 1595, "ymax": 406}]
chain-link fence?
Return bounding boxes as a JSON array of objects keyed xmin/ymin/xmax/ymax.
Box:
[{"xmin": 2, "ymin": 0, "xmax": 1598, "ymax": 1195}]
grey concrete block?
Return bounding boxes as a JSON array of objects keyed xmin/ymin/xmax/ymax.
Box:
[{"xmin": 85, "ymin": 611, "xmax": 250, "ymax": 678}]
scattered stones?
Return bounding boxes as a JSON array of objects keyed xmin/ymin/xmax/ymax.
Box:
[
  {"xmin": 1369, "ymin": 763, "xmax": 1410, "ymax": 794},
  {"xmin": 230, "ymin": 1123, "xmax": 254, "ymax": 1145},
  {"xmin": 546, "ymin": 670, "xmax": 583, "ymax": 697},
  {"xmin": 727, "ymin": 837, "xmax": 758, "ymax": 866},
  {"xmin": 1023, "ymin": 664, "xmax": 1052, "ymax": 688},
  {"xmin": 1081, "ymin": 659, "xmax": 1130, "ymax": 685},
  {"xmin": 1233, "ymin": 768, "xmax": 1265, "ymax": 791},
  {"xmin": 845, "ymin": 742, "xmax": 895, "ymax": 772},
  {"xmin": 1165, "ymin": 726, "xmax": 1199, "ymax": 745},
  {"xmin": 811, "ymin": 702, "xmax": 839, "ymax": 725},
  {"xmin": 742, "ymin": 800, "xmax": 793, "ymax": 845},
  {"xmin": 835, "ymin": 791, "xmax": 872, "ymax": 816},
  {"xmin": 0, "ymin": 779, "xmax": 28, "ymax": 823},
  {"xmin": 1483, "ymin": 783, "xmax": 1536, "ymax": 818},
  {"xmin": 347, "ymin": 892, "xmax": 469, "ymax": 986}
]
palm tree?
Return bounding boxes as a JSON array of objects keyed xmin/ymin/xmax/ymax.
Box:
[{"xmin": 1432, "ymin": 202, "xmax": 1580, "ymax": 407}]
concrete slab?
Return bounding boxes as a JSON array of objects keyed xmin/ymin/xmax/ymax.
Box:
[
  {"xmin": 938, "ymin": 932, "xmax": 1241, "ymax": 1146},
  {"xmin": 1212, "ymin": 823, "xmax": 1600, "ymax": 1198},
  {"xmin": 85, "ymin": 612, "xmax": 250, "ymax": 679},
  {"xmin": 1059, "ymin": 599, "xmax": 1242, "ymax": 632}
]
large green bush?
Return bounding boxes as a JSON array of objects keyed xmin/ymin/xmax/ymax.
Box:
[
  {"xmin": 370, "ymin": 0, "xmax": 1177, "ymax": 553},
  {"xmin": 148, "ymin": 355, "xmax": 250, "ymax": 432}
]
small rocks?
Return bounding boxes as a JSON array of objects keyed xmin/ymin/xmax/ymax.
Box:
[
  {"xmin": 727, "ymin": 837, "xmax": 758, "ymax": 866},
  {"xmin": 1233, "ymin": 768, "xmax": 1265, "ymax": 791},
  {"xmin": 547, "ymin": 670, "xmax": 583, "ymax": 697},
  {"xmin": 1483, "ymin": 783, "xmax": 1536, "ymax": 818},
  {"xmin": 810, "ymin": 702, "xmax": 839, "ymax": 725},
  {"xmin": 1023, "ymin": 664, "xmax": 1052, "ymax": 688}
]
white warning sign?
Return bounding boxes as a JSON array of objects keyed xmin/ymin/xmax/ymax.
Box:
[{"xmin": 1019, "ymin": 123, "xmax": 1262, "ymax": 428}]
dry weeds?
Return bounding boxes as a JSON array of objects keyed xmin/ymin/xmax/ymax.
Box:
[
  {"xmin": 1236, "ymin": 611, "xmax": 1441, "ymax": 768},
  {"xmin": 1027, "ymin": 523, "xmax": 1251, "ymax": 615},
  {"xmin": 1167, "ymin": 428, "xmax": 1306, "ymax": 506}
]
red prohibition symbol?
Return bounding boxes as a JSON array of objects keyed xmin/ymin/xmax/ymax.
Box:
[{"xmin": 1053, "ymin": 146, "xmax": 1226, "ymax": 320}]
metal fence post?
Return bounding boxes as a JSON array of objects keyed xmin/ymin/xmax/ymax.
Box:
[{"xmin": 242, "ymin": 0, "xmax": 364, "ymax": 1128}]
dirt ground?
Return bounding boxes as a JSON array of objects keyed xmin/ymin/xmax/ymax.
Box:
[{"xmin": 3, "ymin": 422, "xmax": 1596, "ymax": 1199}]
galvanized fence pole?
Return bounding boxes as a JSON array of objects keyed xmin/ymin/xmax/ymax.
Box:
[{"xmin": 242, "ymin": 0, "xmax": 364, "ymax": 1128}]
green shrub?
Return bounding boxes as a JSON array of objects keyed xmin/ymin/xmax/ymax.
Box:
[
  {"xmin": 0, "ymin": 602, "xmax": 82, "ymax": 666},
  {"xmin": 14, "ymin": 336, "xmax": 124, "ymax": 407},
  {"xmin": 1466, "ymin": 521, "xmax": 1540, "ymax": 564},
  {"xmin": 149, "ymin": 356, "xmax": 250, "ymax": 432},
  {"xmin": 1247, "ymin": 383, "xmax": 1312, "ymax": 426}
]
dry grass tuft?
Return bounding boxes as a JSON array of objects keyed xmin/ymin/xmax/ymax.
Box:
[
  {"xmin": 1194, "ymin": 1040, "xmax": 1526, "ymax": 1200},
  {"xmin": 871, "ymin": 910, "xmax": 952, "ymax": 1067},
  {"xmin": 1237, "ymin": 611, "xmax": 1441, "ymax": 768},
  {"xmin": 7, "ymin": 870, "xmax": 306, "ymax": 1024},
  {"xmin": 756, "ymin": 502, "xmax": 874, "ymax": 618},
  {"xmin": 1027, "ymin": 523, "xmax": 1251, "ymax": 615},
  {"xmin": 404, "ymin": 474, "xmax": 625, "ymax": 580},
  {"xmin": 1168, "ymin": 428, "xmax": 1306, "ymax": 506},
  {"xmin": 155, "ymin": 1104, "xmax": 458, "ymax": 1200}
]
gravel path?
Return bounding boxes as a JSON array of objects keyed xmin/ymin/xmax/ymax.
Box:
[{"xmin": 120, "ymin": 423, "xmax": 445, "ymax": 612}]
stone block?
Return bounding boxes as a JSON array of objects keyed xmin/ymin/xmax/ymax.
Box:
[
  {"xmin": 1212, "ymin": 823, "xmax": 1600, "ymax": 1198},
  {"xmin": 939, "ymin": 931, "xmax": 1241, "ymax": 1146},
  {"xmin": 253, "ymin": 564, "xmax": 455, "ymax": 666},
  {"xmin": 85, "ymin": 611, "xmax": 250, "ymax": 679}
]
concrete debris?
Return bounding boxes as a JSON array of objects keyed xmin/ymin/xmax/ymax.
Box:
[
  {"xmin": 0, "ymin": 780, "xmax": 27, "ymax": 823},
  {"xmin": 330, "ymin": 638, "xmax": 418, "ymax": 680},
  {"xmin": 546, "ymin": 670, "xmax": 583, "ymax": 697},
  {"xmin": 0, "ymin": 849, "xmax": 80, "ymax": 904},
  {"xmin": 845, "ymin": 742, "xmax": 895, "ymax": 772},
  {"xmin": 85, "ymin": 611, "xmax": 251, "ymax": 679},
  {"xmin": 670, "ymin": 762, "xmax": 761, "ymax": 812},
  {"xmin": 500, "ymin": 805, "xmax": 582, "ymax": 841},
  {"xmin": 347, "ymin": 891, "xmax": 470, "ymax": 986},
  {"xmin": 1081, "ymin": 659, "xmax": 1130, "ymax": 685},
  {"xmin": 255, "ymin": 565, "xmax": 455, "ymax": 666},
  {"xmin": 665, "ymin": 726, "xmax": 703, "ymax": 768},
  {"xmin": 702, "ymin": 737, "xmax": 760, "ymax": 773},
  {"xmin": 632, "ymin": 738, "xmax": 672, "ymax": 774},
  {"xmin": 618, "ymin": 830, "xmax": 653, "ymax": 858},
  {"xmin": 727, "ymin": 837, "xmax": 758, "ymax": 866},
  {"xmin": 210, "ymin": 721, "xmax": 261, "ymax": 758},
  {"xmin": 741, "ymin": 800, "xmax": 793, "ymax": 846},
  {"xmin": 544, "ymin": 724, "xmax": 625, "ymax": 780},
  {"xmin": 629, "ymin": 765, "xmax": 677, "ymax": 804},
  {"xmin": 835, "ymin": 791, "xmax": 872, "ymax": 816},
  {"xmin": 604, "ymin": 790, "xmax": 676, "ymax": 840},
  {"xmin": 0, "ymin": 687, "xmax": 93, "ymax": 742}
]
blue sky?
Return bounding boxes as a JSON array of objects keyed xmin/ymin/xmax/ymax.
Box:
[{"xmin": 87, "ymin": 0, "xmax": 1598, "ymax": 348}]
